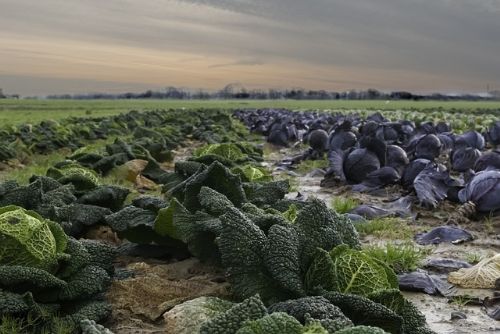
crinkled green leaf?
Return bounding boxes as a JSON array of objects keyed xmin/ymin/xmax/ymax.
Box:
[
  {"xmin": 307, "ymin": 245, "xmax": 398, "ymax": 297},
  {"xmin": 218, "ymin": 208, "xmax": 285, "ymax": 302},
  {"xmin": 232, "ymin": 165, "xmax": 273, "ymax": 183},
  {"xmin": 194, "ymin": 143, "xmax": 247, "ymax": 161},
  {"xmin": 322, "ymin": 291, "xmax": 403, "ymax": 333},
  {"xmin": 182, "ymin": 162, "xmax": 247, "ymax": 212},
  {"xmin": 264, "ymin": 224, "xmax": 305, "ymax": 297},
  {"xmin": 283, "ymin": 204, "xmax": 298, "ymax": 223},
  {"xmin": 199, "ymin": 295, "xmax": 267, "ymax": 334},
  {"xmin": 0, "ymin": 206, "xmax": 67, "ymax": 272},
  {"xmin": 198, "ymin": 186, "xmax": 235, "ymax": 216},
  {"xmin": 154, "ymin": 198, "xmax": 183, "ymax": 240},
  {"xmin": 368, "ymin": 289, "xmax": 434, "ymax": 334},
  {"xmin": 235, "ymin": 312, "xmax": 303, "ymax": 334}
]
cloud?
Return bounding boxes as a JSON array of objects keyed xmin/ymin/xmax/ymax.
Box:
[
  {"xmin": 209, "ymin": 58, "xmax": 265, "ymax": 68},
  {"xmin": 0, "ymin": 0, "xmax": 499, "ymax": 94}
]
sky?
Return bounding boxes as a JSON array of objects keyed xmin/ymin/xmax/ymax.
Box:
[{"xmin": 0, "ymin": 0, "xmax": 499, "ymax": 96}]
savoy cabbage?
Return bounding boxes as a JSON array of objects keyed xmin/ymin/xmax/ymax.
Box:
[
  {"xmin": 305, "ymin": 245, "xmax": 398, "ymax": 297},
  {"xmin": 0, "ymin": 205, "xmax": 67, "ymax": 273}
]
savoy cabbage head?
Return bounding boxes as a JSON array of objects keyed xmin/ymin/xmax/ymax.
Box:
[
  {"xmin": 232, "ymin": 165, "xmax": 273, "ymax": 183},
  {"xmin": 47, "ymin": 163, "xmax": 100, "ymax": 192},
  {"xmin": 193, "ymin": 143, "xmax": 250, "ymax": 166},
  {"xmin": 305, "ymin": 245, "xmax": 398, "ymax": 297},
  {"xmin": 0, "ymin": 205, "xmax": 67, "ymax": 273},
  {"xmin": 194, "ymin": 143, "xmax": 247, "ymax": 160}
]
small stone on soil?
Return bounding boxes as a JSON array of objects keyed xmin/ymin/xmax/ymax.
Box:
[{"xmin": 451, "ymin": 311, "xmax": 467, "ymax": 320}]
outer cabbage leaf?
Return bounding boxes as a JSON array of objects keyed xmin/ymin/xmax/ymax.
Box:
[
  {"xmin": 335, "ymin": 326, "xmax": 389, "ymax": 334},
  {"xmin": 448, "ymin": 253, "xmax": 500, "ymax": 289},
  {"xmin": 218, "ymin": 208, "xmax": 284, "ymax": 303},
  {"xmin": 198, "ymin": 186, "xmax": 235, "ymax": 216},
  {"xmin": 321, "ymin": 291, "xmax": 403, "ymax": 333},
  {"xmin": 240, "ymin": 203, "xmax": 289, "ymax": 234},
  {"xmin": 199, "ymin": 295, "xmax": 267, "ymax": 334},
  {"xmin": 264, "ymin": 224, "xmax": 305, "ymax": 297},
  {"xmin": 235, "ymin": 312, "xmax": 303, "ymax": 334},
  {"xmin": 182, "ymin": 162, "xmax": 247, "ymax": 212},
  {"xmin": 294, "ymin": 199, "xmax": 360, "ymax": 273},
  {"xmin": 0, "ymin": 265, "xmax": 67, "ymax": 292},
  {"xmin": 46, "ymin": 163, "xmax": 99, "ymax": 192},
  {"xmin": 268, "ymin": 296, "xmax": 353, "ymax": 329},
  {"xmin": 304, "ymin": 248, "xmax": 338, "ymax": 293},
  {"xmin": 368, "ymin": 289, "xmax": 434, "ymax": 334},
  {"xmin": 243, "ymin": 180, "xmax": 289, "ymax": 207},
  {"xmin": 77, "ymin": 185, "xmax": 130, "ymax": 211},
  {"xmin": 155, "ymin": 197, "xmax": 222, "ymax": 263}
]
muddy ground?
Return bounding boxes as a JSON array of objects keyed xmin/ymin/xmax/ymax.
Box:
[{"xmin": 104, "ymin": 143, "xmax": 500, "ymax": 334}]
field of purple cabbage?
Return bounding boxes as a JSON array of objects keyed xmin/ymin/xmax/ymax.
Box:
[{"xmin": 0, "ymin": 107, "xmax": 499, "ymax": 334}]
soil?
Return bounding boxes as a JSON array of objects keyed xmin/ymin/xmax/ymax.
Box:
[{"xmin": 106, "ymin": 257, "xmax": 230, "ymax": 334}]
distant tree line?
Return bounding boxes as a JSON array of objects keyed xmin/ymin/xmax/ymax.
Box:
[
  {"xmin": 45, "ymin": 84, "xmax": 500, "ymax": 101},
  {"xmin": 0, "ymin": 88, "xmax": 19, "ymax": 99},
  {"xmin": 3, "ymin": 84, "xmax": 499, "ymax": 100}
]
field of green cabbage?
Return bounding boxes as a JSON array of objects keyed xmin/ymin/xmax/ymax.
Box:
[{"xmin": 0, "ymin": 103, "xmax": 498, "ymax": 334}]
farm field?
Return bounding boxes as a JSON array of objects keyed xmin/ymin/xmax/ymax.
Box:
[
  {"xmin": 4, "ymin": 0, "xmax": 500, "ymax": 332},
  {"xmin": 1, "ymin": 99, "xmax": 500, "ymax": 125},
  {"xmin": 0, "ymin": 104, "xmax": 499, "ymax": 334}
]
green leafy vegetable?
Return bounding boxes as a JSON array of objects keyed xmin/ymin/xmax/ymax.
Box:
[
  {"xmin": 321, "ymin": 291, "xmax": 403, "ymax": 333},
  {"xmin": 47, "ymin": 163, "xmax": 99, "ymax": 192},
  {"xmin": 181, "ymin": 162, "xmax": 247, "ymax": 212},
  {"xmin": 264, "ymin": 224, "xmax": 305, "ymax": 297},
  {"xmin": 268, "ymin": 296, "xmax": 353, "ymax": 330},
  {"xmin": 218, "ymin": 208, "xmax": 277, "ymax": 301},
  {"xmin": 295, "ymin": 199, "xmax": 360, "ymax": 274},
  {"xmin": 194, "ymin": 143, "xmax": 248, "ymax": 163},
  {"xmin": 199, "ymin": 295, "xmax": 267, "ymax": 334},
  {"xmin": 0, "ymin": 206, "xmax": 67, "ymax": 272},
  {"xmin": 232, "ymin": 165, "xmax": 273, "ymax": 183},
  {"xmin": 368, "ymin": 289, "xmax": 435, "ymax": 334},
  {"xmin": 235, "ymin": 312, "xmax": 304, "ymax": 334},
  {"xmin": 283, "ymin": 204, "xmax": 298, "ymax": 223},
  {"xmin": 306, "ymin": 245, "xmax": 398, "ymax": 297}
]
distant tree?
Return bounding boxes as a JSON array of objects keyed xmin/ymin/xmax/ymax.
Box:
[
  {"xmin": 346, "ymin": 90, "xmax": 358, "ymax": 100},
  {"xmin": 248, "ymin": 89, "xmax": 267, "ymax": 99},
  {"xmin": 165, "ymin": 86, "xmax": 186, "ymax": 99},
  {"xmin": 219, "ymin": 83, "xmax": 246, "ymax": 99},
  {"xmin": 192, "ymin": 89, "xmax": 210, "ymax": 99},
  {"xmin": 0, "ymin": 88, "xmax": 5, "ymax": 99},
  {"xmin": 367, "ymin": 89, "xmax": 381, "ymax": 100},
  {"xmin": 268, "ymin": 89, "xmax": 282, "ymax": 99},
  {"xmin": 390, "ymin": 91, "xmax": 413, "ymax": 100},
  {"xmin": 138, "ymin": 90, "xmax": 153, "ymax": 98},
  {"xmin": 285, "ymin": 88, "xmax": 305, "ymax": 99}
]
